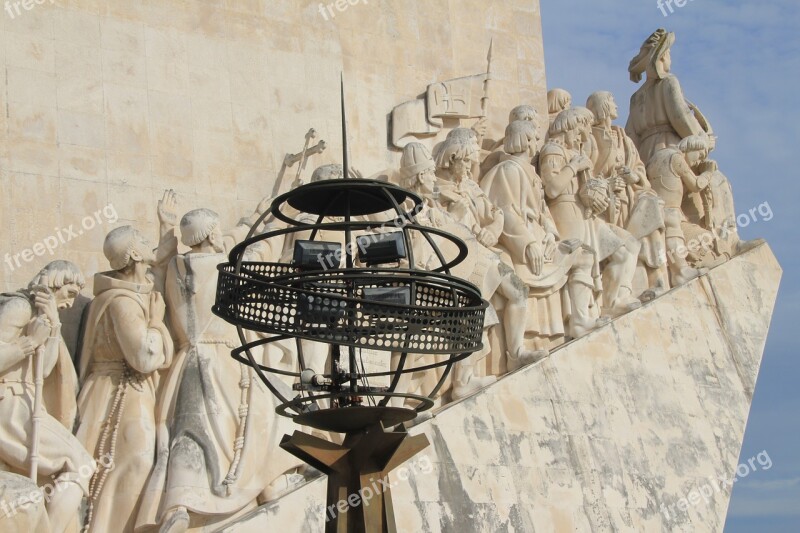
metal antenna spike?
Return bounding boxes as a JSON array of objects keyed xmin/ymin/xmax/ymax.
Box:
[{"xmin": 340, "ymin": 73, "xmax": 350, "ymax": 180}]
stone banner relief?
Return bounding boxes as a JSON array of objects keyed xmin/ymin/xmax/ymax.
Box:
[{"xmin": 0, "ymin": 0, "xmax": 780, "ymax": 531}]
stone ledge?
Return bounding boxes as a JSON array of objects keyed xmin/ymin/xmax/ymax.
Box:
[{"xmin": 223, "ymin": 243, "xmax": 781, "ymax": 533}]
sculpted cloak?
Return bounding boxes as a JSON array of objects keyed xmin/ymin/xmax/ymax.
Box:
[
  {"xmin": 591, "ymin": 124, "xmax": 666, "ymax": 270},
  {"xmin": 481, "ymin": 154, "xmax": 578, "ymax": 337},
  {"xmin": 626, "ymin": 74, "xmax": 705, "ymax": 165},
  {"xmin": 0, "ymin": 293, "xmax": 94, "ymax": 513},
  {"xmin": 136, "ymin": 251, "xmax": 295, "ymax": 529},
  {"xmin": 76, "ymin": 274, "xmax": 173, "ymax": 532}
]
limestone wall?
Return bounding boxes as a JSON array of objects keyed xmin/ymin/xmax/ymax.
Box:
[
  {"xmin": 222, "ymin": 243, "xmax": 781, "ymax": 532},
  {"xmin": 0, "ymin": 0, "xmax": 546, "ymax": 292}
]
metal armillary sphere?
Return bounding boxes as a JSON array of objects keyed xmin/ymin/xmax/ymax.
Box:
[{"xmin": 213, "ymin": 80, "xmax": 487, "ymax": 533}]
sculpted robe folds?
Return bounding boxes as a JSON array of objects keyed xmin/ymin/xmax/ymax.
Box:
[
  {"xmin": 591, "ymin": 125, "xmax": 666, "ymax": 269},
  {"xmin": 137, "ymin": 251, "xmax": 294, "ymax": 528},
  {"xmin": 540, "ymin": 142, "xmax": 623, "ymax": 266},
  {"xmin": 0, "ymin": 295, "xmax": 93, "ymax": 500},
  {"xmin": 626, "ymin": 74, "xmax": 704, "ymax": 164},
  {"xmin": 435, "ymin": 177, "xmax": 504, "ymax": 243},
  {"xmin": 481, "ymin": 155, "xmax": 570, "ymax": 336},
  {"xmin": 76, "ymin": 274, "xmax": 173, "ymax": 532}
]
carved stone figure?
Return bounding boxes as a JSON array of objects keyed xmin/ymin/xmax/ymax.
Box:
[
  {"xmin": 481, "ymin": 104, "xmax": 540, "ymax": 177},
  {"xmin": 138, "ymin": 204, "xmax": 297, "ymax": 533},
  {"xmin": 482, "ymin": 120, "xmax": 602, "ymax": 343},
  {"xmin": 690, "ymin": 156, "xmax": 742, "ymax": 260},
  {"xmin": 587, "ymin": 91, "xmax": 669, "ymax": 297},
  {"xmin": 547, "ymin": 88, "xmax": 572, "ymax": 126},
  {"xmin": 0, "ymin": 261, "xmax": 94, "ymax": 533},
  {"xmin": 433, "ymin": 127, "xmax": 485, "ymax": 182},
  {"xmin": 540, "ymin": 109, "xmax": 643, "ymax": 318},
  {"xmin": 27, "ymin": 262, "xmax": 84, "ymax": 431},
  {"xmin": 401, "ymin": 143, "xmax": 541, "ymax": 387},
  {"xmin": 626, "ymin": 29, "xmax": 713, "ymax": 165},
  {"xmin": 646, "ymin": 136, "xmax": 722, "ymax": 285},
  {"xmin": 434, "ymin": 135, "xmax": 504, "ymax": 249},
  {"xmin": 75, "ymin": 226, "xmax": 174, "ymax": 533}
]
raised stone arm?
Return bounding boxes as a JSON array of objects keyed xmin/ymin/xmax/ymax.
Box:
[
  {"xmin": 227, "ymin": 193, "xmax": 275, "ymax": 249},
  {"xmin": 153, "ymin": 189, "xmax": 180, "ymax": 292}
]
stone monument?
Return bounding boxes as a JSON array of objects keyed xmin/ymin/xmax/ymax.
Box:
[{"xmin": 0, "ymin": 2, "xmax": 780, "ymax": 532}]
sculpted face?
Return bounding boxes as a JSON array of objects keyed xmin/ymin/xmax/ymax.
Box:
[
  {"xmin": 563, "ymin": 127, "xmax": 580, "ymax": 150},
  {"xmin": 451, "ymin": 157, "xmax": 470, "ymax": 181},
  {"xmin": 209, "ymin": 226, "xmax": 225, "ymax": 253},
  {"xmin": 608, "ymin": 96, "xmax": 619, "ymax": 121},
  {"xmin": 661, "ymin": 49, "xmax": 672, "ymax": 73},
  {"xmin": 418, "ymin": 168, "xmax": 436, "ymax": 195},
  {"xmin": 53, "ymin": 283, "xmax": 81, "ymax": 310},
  {"xmin": 134, "ymin": 231, "xmax": 156, "ymax": 264},
  {"xmin": 684, "ymin": 147, "xmax": 708, "ymax": 170}
]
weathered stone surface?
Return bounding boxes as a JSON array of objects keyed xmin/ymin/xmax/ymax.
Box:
[
  {"xmin": 0, "ymin": 472, "xmax": 50, "ymax": 532},
  {"xmin": 222, "ymin": 243, "xmax": 781, "ymax": 532},
  {"xmin": 0, "ymin": 0, "xmax": 546, "ymax": 293}
]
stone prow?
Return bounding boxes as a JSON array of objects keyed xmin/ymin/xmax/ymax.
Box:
[{"xmin": 223, "ymin": 242, "xmax": 781, "ymax": 533}]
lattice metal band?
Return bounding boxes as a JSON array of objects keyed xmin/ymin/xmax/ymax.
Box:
[{"xmin": 214, "ymin": 264, "xmax": 486, "ymax": 355}]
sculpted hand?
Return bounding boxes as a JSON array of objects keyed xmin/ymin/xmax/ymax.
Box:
[
  {"xmin": 699, "ymin": 159, "xmax": 718, "ymax": 173},
  {"xmin": 569, "ymin": 154, "xmax": 592, "ymax": 173},
  {"xmin": 28, "ymin": 316, "xmax": 51, "ymax": 347},
  {"xmin": 449, "ymin": 196, "xmax": 471, "ymax": 221},
  {"xmin": 149, "ymin": 292, "xmax": 166, "ymax": 326},
  {"xmin": 592, "ymin": 194, "xmax": 609, "ymax": 213},
  {"xmin": 33, "ymin": 288, "xmax": 59, "ymax": 328},
  {"xmin": 542, "ymin": 233, "xmax": 557, "ymax": 261},
  {"xmin": 348, "ymin": 167, "xmax": 364, "ymax": 180},
  {"xmin": 611, "ymin": 176, "xmax": 626, "ymax": 192},
  {"xmin": 619, "ymin": 166, "xmax": 637, "ymax": 185},
  {"xmin": 158, "ymin": 189, "xmax": 179, "ymax": 227},
  {"xmin": 477, "ymin": 228, "xmax": 497, "ymax": 248},
  {"xmin": 14, "ymin": 337, "xmax": 36, "ymax": 358},
  {"xmin": 526, "ymin": 242, "xmax": 545, "ymax": 277},
  {"xmin": 472, "ymin": 117, "xmax": 488, "ymax": 139}
]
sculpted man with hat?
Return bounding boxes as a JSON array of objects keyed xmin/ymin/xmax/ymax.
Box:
[{"xmin": 626, "ymin": 28, "xmax": 713, "ymax": 166}]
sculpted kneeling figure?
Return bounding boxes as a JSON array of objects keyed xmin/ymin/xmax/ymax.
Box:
[
  {"xmin": 0, "ymin": 261, "xmax": 95, "ymax": 533},
  {"xmin": 646, "ymin": 136, "xmax": 721, "ymax": 284},
  {"xmin": 76, "ymin": 226, "xmax": 174, "ymax": 533}
]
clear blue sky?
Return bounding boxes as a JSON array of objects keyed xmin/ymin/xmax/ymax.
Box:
[{"xmin": 540, "ymin": 1, "xmax": 799, "ymax": 530}]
